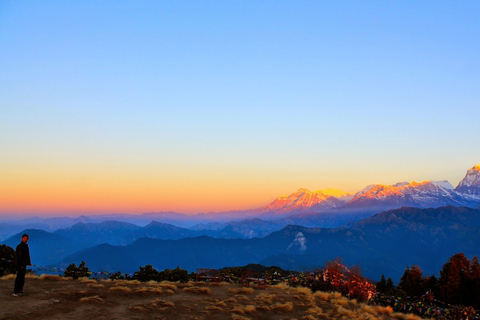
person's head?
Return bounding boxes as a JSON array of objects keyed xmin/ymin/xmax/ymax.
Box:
[{"xmin": 21, "ymin": 234, "xmax": 29, "ymax": 243}]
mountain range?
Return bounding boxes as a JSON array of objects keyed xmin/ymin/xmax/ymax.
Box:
[
  {"xmin": 12, "ymin": 205, "xmax": 477, "ymax": 282},
  {"xmin": 2, "ymin": 165, "xmax": 479, "ymax": 238},
  {"xmin": 257, "ymin": 164, "xmax": 480, "ymax": 216},
  {"xmin": 2, "ymin": 164, "xmax": 480, "ymax": 282}
]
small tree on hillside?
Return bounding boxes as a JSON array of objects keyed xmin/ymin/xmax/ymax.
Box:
[
  {"xmin": 64, "ymin": 261, "xmax": 91, "ymax": 279},
  {"xmin": 159, "ymin": 266, "xmax": 189, "ymax": 282},
  {"xmin": 398, "ymin": 265, "xmax": 423, "ymax": 296},
  {"xmin": 132, "ymin": 265, "xmax": 160, "ymax": 282}
]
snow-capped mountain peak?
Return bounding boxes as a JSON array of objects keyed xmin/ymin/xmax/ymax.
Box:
[
  {"xmin": 455, "ymin": 164, "xmax": 480, "ymax": 197},
  {"xmin": 256, "ymin": 164, "xmax": 480, "ymax": 217},
  {"xmin": 431, "ymin": 180, "xmax": 454, "ymax": 190}
]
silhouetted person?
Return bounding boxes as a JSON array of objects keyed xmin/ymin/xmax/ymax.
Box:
[{"xmin": 13, "ymin": 234, "xmax": 31, "ymax": 296}]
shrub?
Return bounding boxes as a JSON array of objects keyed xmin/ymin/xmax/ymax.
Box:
[
  {"xmin": 0, "ymin": 244, "xmax": 16, "ymax": 276},
  {"xmin": 64, "ymin": 261, "xmax": 91, "ymax": 279}
]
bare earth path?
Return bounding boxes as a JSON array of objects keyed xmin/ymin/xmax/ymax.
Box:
[{"xmin": 0, "ymin": 275, "xmax": 421, "ymax": 320}]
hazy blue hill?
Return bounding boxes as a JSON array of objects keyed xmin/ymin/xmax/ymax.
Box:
[
  {"xmin": 56, "ymin": 206, "xmax": 480, "ymax": 282},
  {"xmin": 54, "ymin": 221, "xmax": 143, "ymax": 246},
  {"xmin": 351, "ymin": 205, "xmax": 480, "ymax": 278},
  {"xmin": 61, "ymin": 236, "xmax": 265, "ymax": 273},
  {"xmin": 0, "ymin": 223, "xmax": 26, "ymax": 241},
  {"xmin": 209, "ymin": 218, "xmax": 287, "ymax": 239},
  {"xmin": 131, "ymin": 221, "xmax": 201, "ymax": 240},
  {"xmin": 3, "ymin": 229, "xmax": 91, "ymax": 266}
]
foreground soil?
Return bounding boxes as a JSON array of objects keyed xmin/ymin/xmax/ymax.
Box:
[{"xmin": 0, "ymin": 275, "xmax": 422, "ymax": 320}]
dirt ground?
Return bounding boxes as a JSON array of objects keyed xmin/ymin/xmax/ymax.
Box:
[{"xmin": 0, "ymin": 275, "xmax": 422, "ymax": 320}]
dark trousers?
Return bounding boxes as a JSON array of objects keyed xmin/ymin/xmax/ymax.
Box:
[{"xmin": 14, "ymin": 266, "xmax": 26, "ymax": 294}]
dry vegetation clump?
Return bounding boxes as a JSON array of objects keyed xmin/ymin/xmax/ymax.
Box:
[
  {"xmin": 231, "ymin": 314, "xmax": 251, "ymax": 320},
  {"xmin": 183, "ymin": 286, "xmax": 211, "ymax": 294},
  {"xmin": 313, "ymin": 291, "xmax": 331, "ymax": 301},
  {"xmin": 159, "ymin": 282, "xmax": 178, "ymax": 292},
  {"xmin": 212, "ymin": 301, "xmax": 227, "ymax": 307},
  {"xmin": 134, "ymin": 286, "xmax": 163, "ymax": 295},
  {"xmin": 272, "ymin": 301, "xmax": 294, "ymax": 312},
  {"xmin": 37, "ymin": 274, "xmax": 67, "ymax": 281},
  {"xmin": 164, "ymin": 288, "xmax": 176, "ymax": 295},
  {"xmin": 391, "ymin": 313, "xmax": 423, "ymax": 320},
  {"xmin": 254, "ymin": 293, "xmax": 275, "ymax": 305},
  {"xmin": 231, "ymin": 304, "xmax": 257, "ymax": 314},
  {"xmin": 79, "ymin": 295, "xmax": 104, "ymax": 303},
  {"xmin": 78, "ymin": 278, "xmax": 96, "ymax": 283},
  {"xmin": 87, "ymin": 283, "xmax": 104, "ymax": 289},
  {"xmin": 305, "ymin": 305, "xmax": 324, "ymax": 316},
  {"xmin": 295, "ymin": 287, "xmax": 313, "ymax": 296},
  {"xmin": 149, "ymin": 298, "xmax": 175, "ymax": 308},
  {"xmin": 376, "ymin": 305, "xmax": 394, "ymax": 317},
  {"xmin": 205, "ymin": 305, "xmax": 223, "ymax": 311},
  {"xmin": 234, "ymin": 294, "xmax": 250, "ymax": 301},
  {"xmin": 228, "ymin": 287, "xmax": 255, "ymax": 294},
  {"xmin": 109, "ymin": 286, "xmax": 132, "ymax": 293}
]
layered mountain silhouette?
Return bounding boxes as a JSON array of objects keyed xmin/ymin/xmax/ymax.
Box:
[{"xmin": 29, "ymin": 205, "xmax": 477, "ymax": 282}]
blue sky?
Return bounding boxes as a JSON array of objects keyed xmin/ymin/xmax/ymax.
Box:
[{"xmin": 0, "ymin": 1, "xmax": 479, "ymax": 215}]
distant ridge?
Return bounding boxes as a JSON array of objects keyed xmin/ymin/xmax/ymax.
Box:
[{"xmin": 56, "ymin": 205, "xmax": 480, "ymax": 282}]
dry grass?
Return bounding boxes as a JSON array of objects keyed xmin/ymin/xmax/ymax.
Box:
[
  {"xmin": 272, "ymin": 282, "xmax": 289, "ymax": 290},
  {"xmin": 272, "ymin": 301, "xmax": 294, "ymax": 312},
  {"xmin": 231, "ymin": 304, "xmax": 256, "ymax": 314},
  {"xmin": 213, "ymin": 301, "xmax": 227, "ymax": 307},
  {"xmin": 159, "ymin": 283, "xmax": 178, "ymax": 292},
  {"xmin": 109, "ymin": 286, "xmax": 132, "ymax": 293},
  {"xmin": 391, "ymin": 313, "xmax": 422, "ymax": 320},
  {"xmin": 205, "ymin": 305, "xmax": 223, "ymax": 311},
  {"xmin": 79, "ymin": 295, "xmax": 104, "ymax": 303},
  {"xmin": 0, "ymin": 277, "xmax": 428, "ymax": 320},
  {"xmin": 294, "ymin": 287, "xmax": 313, "ymax": 295},
  {"xmin": 234, "ymin": 294, "xmax": 250, "ymax": 301},
  {"xmin": 37, "ymin": 274, "xmax": 68, "ymax": 281},
  {"xmin": 134, "ymin": 286, "xmax": 163, "ymax": 295},
  {"xmin": 305, "ymin": 306, "xmax": 323, "ymax": 315},
  {"xmin": 183, "ymin": 286, "xmax": 211, "ymax": 294},
  {"xmin": 313, "ymin": 291, "xmax": 331, "ymax": 301},
  {"xmin": 254, "ymin": 293, "xmax": 275, "ymax": 305}
]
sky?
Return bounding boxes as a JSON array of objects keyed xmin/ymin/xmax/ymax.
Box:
[{"xmin": 1, "ymin": 1, "xmax": 479, "ymax": 216}]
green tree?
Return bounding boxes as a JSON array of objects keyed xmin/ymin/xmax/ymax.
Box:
[
  {"xmin": 385, "ymin": 277, "xmax": 395, "ymax": 295},
  {"xmin": 398, "ymin": 265, "xmax": 423, "ymax": 296}
]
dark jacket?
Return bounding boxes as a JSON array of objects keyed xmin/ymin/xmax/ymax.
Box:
[{"xmin": 15, "ymin": 242, "xmax": 31, "ymax": 267}]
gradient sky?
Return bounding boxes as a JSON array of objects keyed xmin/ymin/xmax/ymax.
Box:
[{"xmin": 1, "ymin": 1, "xmax": 479, "ymax": 216}]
